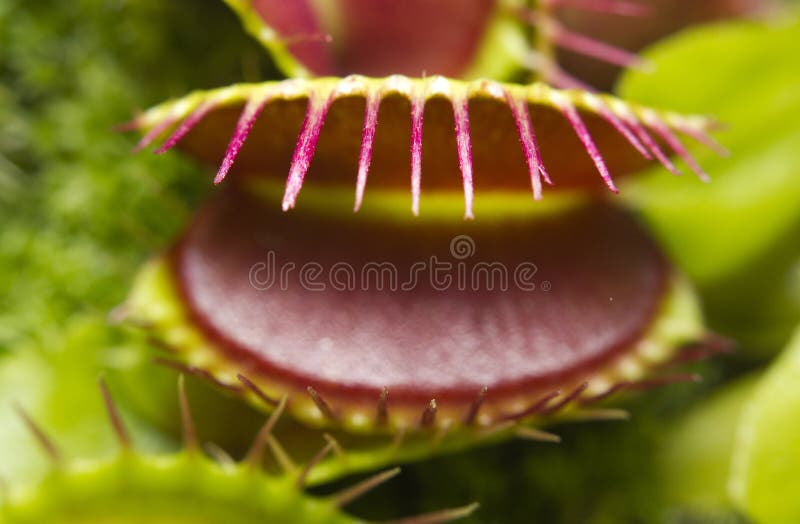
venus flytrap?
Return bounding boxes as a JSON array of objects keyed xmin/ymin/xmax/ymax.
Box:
[
  {"xmin": 117, "ymin": 0, "xmax": 727, "ymax": 479},
  {"xmin": 5, "ymin": 2, "xmax": 800, "ymax": 523}
]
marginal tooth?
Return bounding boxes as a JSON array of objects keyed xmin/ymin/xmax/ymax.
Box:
[
  {"xmin": 296, "ymin": 438, "xmax": 336, "ymax": 488},
  {"xmin": 134, "ymin": 114, "xmax": 178, "ymax": 152},
  {"xmin": 177, "ymin": 375, "xmax": 198, "ymax": 452},
  {"xmin": 579, "ymin": 381, "xmax": 629, "ymax": 405},
  {"xmin": 331, "ymin": 467, "xmax": 401, "ymax": 508},
  {"xmin": 610, "ymin": 101, "xmax": 681, "ymax": 174},
  {"xmin": 515, "ymin": 426, "xmax": 562, "ymax": 443},
  {"xmin": 376, "ymin": 386, "xmax": 389, "ymax": 427},
  {"xmin": 420, "ymin": 399, "xmax": 438, "ymax": 429},
  {"xmin": 236, "ymin": 373, "xmax": 280, "ymax": 407},
  {"xmin": 266, "ymin": 434, "xmax": 297, "ymax": 474},
  {"xmin": 13, "ymin": 403, "xmax": 63, "ymax": 464},
  {"xmin": 410, "ymin": 91, "xmax": 425, "ymax": 216},
  {"xmin": 462, "ymin": 386, "xmax": 488, "ymax": 426},
  {"xmin": 215, "ymin": 89, "xmax": 274, "ymax": 184},
  {"xmin": 643, "ymin": 110, "xmax": 710, "ymax": 182},
  {"xmin": 154, "ymin": 100, "xmax": 216, "ymax": 154},
  {"xmin": 502, "ymin": 389, "xmax": 560, "ymax": 421},
  {"xmin": 154, "ymin": 358, "xmax": 241, "ymax": 394},
  {"xmin": 451, "ymin": 92, "xmax": 475, "ymax": 220},
  {"xmin": 98, "ymin": 377, "xmax": 131, "ymax": 450},
  {"xmin": 554, "ymin": 93, "xmax": 618, "ymax": 193},
  {"xmin": 540, "ymin": 382, "xmax": 589, "ymax": 415},
  {"xmin": 395, "ymin": 502, "xmax": 481, "ymax": 524},
  {"xmin": 306, "ymin": 386, "xmax": 339, "ymax": 422},
  {"xmin": 282, "ymin": 92, "xmax": 333, "ymax": 211},
  {"xmin": 245, "ymin": 395, "xmax": 288, "ymax": 466},
  {"xmin": 204, "ymin": 442, "xmax": 236, "ymax": 468},
  {"xmin": 505, "ymin": 90, "xmax": 545, "ymax": 200},
  {"xmin": 673, "ymin": 121, "xmax": 731, "ymax": 157},
  {"xmin": 354, "ymin": 90, "xmax": 381, "ymax": 212},
  {"xmin": 669, "ymin": 333, "xmax": 737, "ymax": 366},
  {"xmin": 323, "ymin": 433, "xmax": 345, "ymax": 459},
  {"xmin": 585, "ymin": 94, "xmax": 652, "ymax": 160}
]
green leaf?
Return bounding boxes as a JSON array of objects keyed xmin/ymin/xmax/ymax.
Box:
[
  {"xmin": 658, "ymin": 374, "xmax": 759, "ymax": 518},
  {"xmin": 0, "ymin": 316, "xmax": 174, "ymax": 489},
  {"xmin": 730, "ymin": 325, "xmax": 800, "ymax": 523},
  {"xmin": 618, "ymin": 14, "xmax": 800, "ymax": 354},
  {"xmin": 619, "ymin": 15, "xmax": 800, "ymax": 285}
]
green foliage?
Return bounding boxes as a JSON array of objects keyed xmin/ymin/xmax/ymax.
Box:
[
  {"xmin": 0, "ymin": 0, "xmax": 273, "ymax": 351},
  {"xmin": 0, "ymin": 315, "xmax": 174, "ymax": 487},
  {"xmin": 730, "ymin": 326, "xmax": 800, "ymax": 523},
  {"xmin": 658, "ymin": 375, "xmax": 760, "ymax": 520},
  {"xmin": 619, "ymin": 14, "xmax": 800, "ymax": 354}
]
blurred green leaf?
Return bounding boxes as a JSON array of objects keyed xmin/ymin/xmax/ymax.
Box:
[
  {"xmin": 0, "ymin": 0, "xmax": 275, "ymax": 351},
  {"xmin": 730, "ymin": 325, "xmax": 800, "ymax": 523},
  {"xmin": 619, "ymin": 14, "xmax": 800, "ymax": 353},
  {"xmin": 0, "ymin": 315, "xmax": 174, "ymax": 489},
  {"xmin": 658, "ymin": 374, "xmax": 759, "ymax": 520}
]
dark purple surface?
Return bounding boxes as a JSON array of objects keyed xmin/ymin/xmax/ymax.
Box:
[{"xmin": 171, "ymin": 188, "xmax": 669, "ymax": 405}]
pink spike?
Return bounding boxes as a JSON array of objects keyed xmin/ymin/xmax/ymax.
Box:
[
  {"xmin": 645, "ymin": 113, "xmax": 710, "ymax": 182},
  {"xmin": 549, "ymin": 0, "xmax": 651, "ymax": 17},
  {"xmin": 354, "ymin": 91, "xmax": 381, "ymax": 213},
  {"xmin": 634, "ymin": 127, "xmax": 682, "ymax": 175},
  {"xmin": 676, "ymin": 125, "xmax": 730, "ymax": 157},
  {"xmin": 502, "ymin": 389, "xmax": 561, "ymax": 421},
  {"xmin": 505, "ymin": 91, "xmax": 545, "ymax": 199},
  {"xmin": 215, "ymin": 92, "xmax": 273, "ymax": 184},
  {"xmin": 134, "ymin": 114, "xmax": 178, "ymax": 153},
  {"xmin": 540, "ymin": 382, "xmax": 588, "ymax": 415},
  {"xmin": 616, "ymin": 107, "xmax": 682, "ymax": 175},
  {"xmin": 155, "ymin": 101, "xmax": 216, "ymax": 155},
  {"xmin": 546, "ymin": 65, "xmax": 597, "ymax": 93},
  {"xmin": 282, "ymin": 93, "xmax": 333, "ymax": 211},
  {"xmin": 410, "ymin": 92, "xmax": 425, "ymax": 216},
  {"xmin": 593, "ymin": 99, "xmax": 652, "ymax": 160},
  {"xmin": 551, "ymin": 22, "xmax": 652, "ymax": 70},
  {"xmin": 558, "ymin": 97, "xmax": 618, "ymax": 193},
  {"xmin": 452, "ymin": 94, "xmax": 475, "ymax": 220}
]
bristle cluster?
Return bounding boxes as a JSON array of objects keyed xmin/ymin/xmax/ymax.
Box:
[
  {"xmin": 257, "ymin": 367, "xmax": 702, "ymax": 433},
  {"xmin": 144, "ymin": 326, "xmax": 725, "ymax": 438},
  {"xmin": 12, "ymin": 377, "xmax": 478, "ymax": 524},
  {"xmin": 133, "ymin": 76, "xmax": 720, "ymax": 217}
]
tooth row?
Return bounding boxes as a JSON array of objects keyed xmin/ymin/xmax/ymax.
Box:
[{"xmin": 135, "ymin": 76, "xmax": 723, "ymax": 218}]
